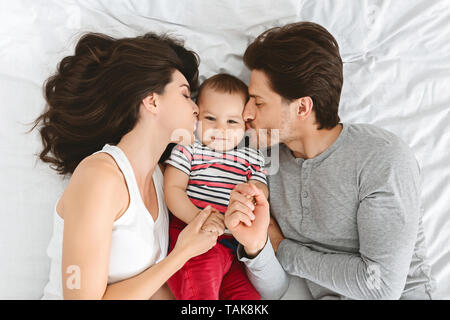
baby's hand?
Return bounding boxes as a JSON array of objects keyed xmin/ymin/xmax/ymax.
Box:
[
  {"xmin": 201, "ymin": 208, "xmax": 225, "ymax": 236},
  {"xmin": 247, "ymin": 195, "xmax": 257, "ymax": 206}
]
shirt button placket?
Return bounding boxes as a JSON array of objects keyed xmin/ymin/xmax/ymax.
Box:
[
  {"xmin": 302, "ymin": 162, "xmax": 311, "ymax": 215},
  {"xmin": 297, "ymin": 160, "xmax": 305, "ymax": 224}
]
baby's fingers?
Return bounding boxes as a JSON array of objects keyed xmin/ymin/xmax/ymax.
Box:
[{"xmin": 202, "ymin": 222, "xmax": 224, "ymax": 236}]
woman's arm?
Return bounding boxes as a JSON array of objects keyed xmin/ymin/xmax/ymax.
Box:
[
  {"xmin": 103, "ymin": 207, "xmax": 216, "ymax": 300},
  {"xmin": 61, "ymin": 156, "xmax": 217, "ymax": 300},
  {"xmin": 103, "ymin": 205, "xmax": 217, "ymax": 300},
  {"xmin": 61, "ymin": 157, "xmax": 121, "ymax": 299},
  {"xmin": 102, "ymin": 240, "xmax": 188, "ymax": 300}
]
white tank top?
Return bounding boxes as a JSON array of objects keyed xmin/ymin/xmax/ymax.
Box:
[{"xmin": 42, "ymin": 144, "xmax": 169, "ymax": 299}]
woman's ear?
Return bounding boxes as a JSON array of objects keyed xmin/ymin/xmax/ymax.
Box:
[{"xmin": 142, "ymin": 94, "xmax": 159, "ymax": 115}]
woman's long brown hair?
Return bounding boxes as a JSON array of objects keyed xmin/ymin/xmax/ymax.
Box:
[{"xmin": 31, "ymin": 32, "xmax": 199, "ymax": 175}]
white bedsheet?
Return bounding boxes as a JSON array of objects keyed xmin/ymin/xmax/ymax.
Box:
[{"xmin": 0, "ymin": 0, "xmax": 449, "ymax": 299}]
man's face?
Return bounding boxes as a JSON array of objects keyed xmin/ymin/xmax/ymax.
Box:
[{"xmin": 243, "ymin": 70, "xmax": 290, "ymax": 150}]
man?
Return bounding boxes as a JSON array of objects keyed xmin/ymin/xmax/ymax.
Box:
[{"xmin": 225, "ymin": 22, "xmax": 434, "ymax": 300}]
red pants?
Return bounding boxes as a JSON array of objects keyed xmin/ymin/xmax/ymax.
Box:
[{"xmin": 167, "ymin": 217, "xmax": 260, "ymax": 300}]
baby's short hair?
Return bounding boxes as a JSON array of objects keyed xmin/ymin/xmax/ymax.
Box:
[{"xmin": 197, "ymin": 73, "xmax": 249, "ymax": 105}]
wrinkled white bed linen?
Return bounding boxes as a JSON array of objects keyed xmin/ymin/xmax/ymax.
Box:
[{"xmin": 0, "ymin": 0, "xmax": 448, "ymax": 299}]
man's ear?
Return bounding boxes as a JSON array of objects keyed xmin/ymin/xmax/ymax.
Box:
[
  {"xmin": 296, "ymin": 96, "xmax": 313, "ymax": 120},
  {"xmin": 142, "ymin": 94, "xmax": 159, "ymax": 115}
]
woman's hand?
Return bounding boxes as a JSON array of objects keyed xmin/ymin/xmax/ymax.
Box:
[
  {"xmin": 201, "ymin": 208, "xmax": 225, "ymax": 236},
  {"xmin": 173, "ymin": 206, "xmax": 219, "ymax": 260}
]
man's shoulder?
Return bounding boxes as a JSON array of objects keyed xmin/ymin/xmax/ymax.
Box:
[
  {"xmin": 345, "ymin": 123, "xmax": 412, "ymax": 155},
  {"xmin": 345, "ymin": 123, "xmax": 419, "ymax": 171}
]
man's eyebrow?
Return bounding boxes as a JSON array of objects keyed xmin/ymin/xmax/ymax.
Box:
[{"xmin": 249, "ymin": 93, "xmax": 262, "ymax": 99}]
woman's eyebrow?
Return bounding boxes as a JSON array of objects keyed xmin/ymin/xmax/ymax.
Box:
[{"xmin": 180, "ymin": 84, "xmax": 191, "ymax": 92}]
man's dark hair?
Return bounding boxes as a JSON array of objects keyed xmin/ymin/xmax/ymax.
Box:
[{"xmin": 244, "ymin": 22, "xmax": 343, "ymax": 129}]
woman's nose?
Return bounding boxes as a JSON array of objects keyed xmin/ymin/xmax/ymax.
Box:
[{"xmin": 192, "ymin": 102, "xmax": 199, "ymax": 116}]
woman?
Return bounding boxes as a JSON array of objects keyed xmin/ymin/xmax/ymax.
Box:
[{"xmin": 34, "ymin": 32, "xmax": 221, "ymax": 299}]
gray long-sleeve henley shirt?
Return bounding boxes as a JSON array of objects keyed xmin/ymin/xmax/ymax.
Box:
[{"xmin": 239, "ymin": 123, "xmax": 434, "ymax": 300}]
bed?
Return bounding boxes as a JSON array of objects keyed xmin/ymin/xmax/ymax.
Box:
[{"xmin": 0, "ymin": 0, "xmax": 449, "ymax": 299}]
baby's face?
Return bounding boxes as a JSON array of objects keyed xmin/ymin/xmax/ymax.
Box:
[{"xmin": 196, "ymin": 89, "xmax": 246, "ymax": 152}]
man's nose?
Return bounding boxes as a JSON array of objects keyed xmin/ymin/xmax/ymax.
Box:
[{"xmin": 243, "ymin": 101, "xmax": 255, "ymax": 122}]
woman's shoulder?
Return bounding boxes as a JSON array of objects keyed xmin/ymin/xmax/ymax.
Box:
[
  {"xmin": 81, "ymin": 152, "xmax": 121, "ymax": 171},
  {"xmin": 73, "ymin": 152, "xmax": 126, "ymax": 187},
  {"xmin": 58, "ymin": 153, "xmax": 129, "ymax": 220}
]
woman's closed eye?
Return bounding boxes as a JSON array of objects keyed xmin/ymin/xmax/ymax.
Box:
[{"xmin": 181, "ymin": 87, "xmax": 191, "ymax": 99}]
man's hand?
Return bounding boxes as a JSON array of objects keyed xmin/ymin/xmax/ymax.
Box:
[
  {"xmin": 225, "ymin": 183, "xmax": 270, "ymax": 258},
  {"xmin": 268, "ymin": 217, "xmax": 285, "ymax": 253},
  {"xmin": 201, "ymin": 208, "xmax": 225, "ymax": 236}
]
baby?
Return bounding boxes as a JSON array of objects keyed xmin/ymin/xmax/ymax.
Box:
[{"xmin": 164, "ymin": 73, "xmax": 268, "ymax": 300}]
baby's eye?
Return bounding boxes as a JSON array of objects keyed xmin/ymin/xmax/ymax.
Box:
[
  {"xmin": 205, "ymin": 116, "xmax": 216, "ymax": 121},
  {"xmin": 228, "ymin": 120, "xmax": 238, "ymax": 124}
]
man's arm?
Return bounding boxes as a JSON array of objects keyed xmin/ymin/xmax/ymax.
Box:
[
  {"xmin": 275, "ymin": 145, "xmax": 422, "ymax": 300},
  {"xmin": 237, "ymin": 236, "xmax": 289, "ymax": 300},
  {"xmin": 249, "ymin": 180, "xmax": 269, "ymax": 199},
  {"xmin": 226, "ymin": 183, "xmax": 289, "ymax": 300}
]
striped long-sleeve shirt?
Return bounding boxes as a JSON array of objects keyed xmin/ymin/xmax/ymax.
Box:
[{"xmin": 165, "ymin": 139, "xmax": 267, "ymax": 214}]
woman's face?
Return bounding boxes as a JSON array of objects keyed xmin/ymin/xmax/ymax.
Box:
[{"xmin": 156, "ymin": 69, "xmax": 199, "ymax": 145}]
